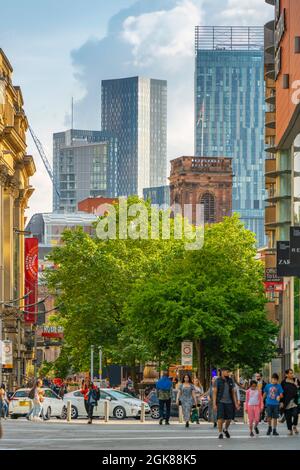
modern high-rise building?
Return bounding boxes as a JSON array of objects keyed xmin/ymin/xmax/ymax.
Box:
[
  {"xmin": 195, "ymin": 26, "xmax": 266, "ymax": 246},
  {"xmin": 53, "ymin": 129, "xmax": 118, "ymax": 212},
  {"xmin": 101, "ymin": 76, "xmax": 167, "ymax": 197}
]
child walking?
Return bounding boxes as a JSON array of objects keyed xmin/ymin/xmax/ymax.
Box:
[{"xmin": 245, "ymin": 380, "xmax": 264, "ymax": 437}]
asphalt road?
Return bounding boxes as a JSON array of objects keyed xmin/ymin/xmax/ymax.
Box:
[{"xmin": 0, "ymin": 419, "xmax": 300, "ymax": 450}]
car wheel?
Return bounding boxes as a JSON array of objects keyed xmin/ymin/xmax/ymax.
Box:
[
  {"xmin": 71, "ymin": 406, "xmax": 78, "ymax": 419},
  {"xmin": 202, "ymin": 406, "xmax": 209, "ymax": 422},
  {"xmin": 151, "ymin": 405, "xmax": 160, "ymax": 420},
  {"xmin": 113, "ymin": 406, "xmax": 126, "ymax": 420},
  {"xmin": 44, "ymin": 407, "xmax": 51, "ymax": 421}
]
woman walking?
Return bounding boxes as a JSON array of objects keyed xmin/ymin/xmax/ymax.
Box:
[
  {"xmin": 176, "ymin": 374, "xmax": 197, "ymax": 428},
  {"xmin": 29, "ymin": 379, "xmax": 44, "ymax": 421}
]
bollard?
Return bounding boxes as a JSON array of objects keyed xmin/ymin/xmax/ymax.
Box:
[
  {"xmin": 140, "ymin": 402, "xmax": 146, "ymax": 423},
  {"xmin": 179, "ymin": 405, "xmax": 183, "ymax": 424},
  {"xmin": 67, "ymin": 400, "xmax": 72, "ymax": 422},
  {"xmin": 104, "ymin": 399, "xmax": 110, "ymax": 423}
]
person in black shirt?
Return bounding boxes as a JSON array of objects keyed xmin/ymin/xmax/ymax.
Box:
[
  {"xmin": 281, "ymin": 369, "xmax": 299, "ymax": 436},
  {"xmin": 213, "ymin": 367, "xmax": 239, "ymax": 439}
]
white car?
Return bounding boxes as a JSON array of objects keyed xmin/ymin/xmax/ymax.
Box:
[
  {"xmin": 9, "ymin": 388, "xmax": 66, "ymax": 420},
  {"xmin": 63, "ymin": 388, "xmax": 150, "ymax": 420}
]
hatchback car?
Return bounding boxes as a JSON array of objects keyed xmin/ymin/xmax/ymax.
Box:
[
  {"xmin": 9, "ymin": 388, "xmax": 66, "ymax": 420},
  {"xmin": 63, "ymin": 388, "xmax": 150, "ymax": 420}
]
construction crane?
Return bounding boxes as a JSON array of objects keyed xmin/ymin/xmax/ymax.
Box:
[{"xmin": 29, "ymin": 126, "xmax": 60, "ymax": 198}]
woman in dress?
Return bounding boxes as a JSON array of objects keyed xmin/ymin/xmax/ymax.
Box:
[{"xmin": 176, "ymin": 374, "xmax": 197, "ymax": 427}]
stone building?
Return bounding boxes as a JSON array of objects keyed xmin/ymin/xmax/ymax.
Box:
[
  {"xmin": 169, "ymin": 156, "xmax": 233, "ymax": 225},
  {"xmin": 0, "ymin": 49, "xmax": 36, "ymax": 388}
]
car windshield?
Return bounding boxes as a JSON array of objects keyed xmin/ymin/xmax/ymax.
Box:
[
  {"xmin": 14, "ymin": 390, "xmax": 29, "ymax": 398},
  {"xmin": 107, "ymin": 390, "xmax": 136, "ymax": 400}
]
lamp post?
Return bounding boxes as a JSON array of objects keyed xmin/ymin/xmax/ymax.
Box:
[
  {"xmin": 99, "ymin": 346, "xmax": 102, "ymax": 381},
  {"xmin": 90, "ymin": 345, "xmax": 94, "ymax": 381}
]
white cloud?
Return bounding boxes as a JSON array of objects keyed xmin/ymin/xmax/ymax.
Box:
[
  {"xmin": 219, "ymin": 0, "xmax": 271, "ymax": 25},
  {"xmin": 122, "ymin": 0, "xmax": 203, "ymax": 67}
]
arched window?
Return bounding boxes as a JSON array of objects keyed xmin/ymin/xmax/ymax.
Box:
[{"xmin": 201, "ymin": 192, "xmax": 215, "ymax": 223}]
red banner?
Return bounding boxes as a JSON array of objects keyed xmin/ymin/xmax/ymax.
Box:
[
  {"xmin": 264, "ymin": 281, "xmax": 284, "ymax": 292},
  {"xmin": 24, "ymin": 238, "xmax": 39, "ymax": 323}
]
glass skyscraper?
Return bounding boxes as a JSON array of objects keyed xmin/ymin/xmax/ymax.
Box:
[
  {"xmin": 53, "ymin": 129, "xmax": 118, "ymax": 212},
  {"xmin": 101, "ymin": 76, "xmax": 167, "ymax": 197},
  {"xmin": 195, "ymin": 26, "xmax": 266, "ymax": 246}
]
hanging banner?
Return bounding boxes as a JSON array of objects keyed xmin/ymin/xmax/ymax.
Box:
[
  {"xmin": 290, "ymin": 227, "xmax": 300, "ymax": 269},
  {"xmin": 2, "ymin": 340, "xmax": 13, "ymax": 370},
  {"xmin": 277, "ymin": 241, "xmax": 300, "ymax": 277},
  {"xmin": 24, "ymin": 237, "xmax": 39, "ymax": 323},
  {"xmin": 181, "ymin": 341, "xmax": 193, "ymax": 369}
]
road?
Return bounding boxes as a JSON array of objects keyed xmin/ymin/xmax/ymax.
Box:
[{"xmin": 0, "ymin": 419, "xmax": 300, "ymax": 450}]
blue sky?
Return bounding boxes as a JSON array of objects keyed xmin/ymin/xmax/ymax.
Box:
[{"xmin": 0, "ymin": 0, "xmax": 272, "ymax": 216}]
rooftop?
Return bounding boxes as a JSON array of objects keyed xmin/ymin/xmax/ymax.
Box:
[{"xmin": 195, "ymin": 26, "xmax": 264, "ymax": 52}]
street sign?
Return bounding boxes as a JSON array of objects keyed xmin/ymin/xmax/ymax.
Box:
[
  {"xmin": 290, "ymin": 227, "xmax": 300, "ymax": 267},
  {"xmin": 37, "ymin": 325, "xmax": 64, "ymax": 338},
  {"xmin": 181, "ymin": 341, "xmax": 193, "ymax": 369},
  {"xmin": 265, "ymin": 267, "xmax": 282, "ymax": 283},
  {"xmin": 264, "ymin": 281, "xmax": 284, "ymax": 292}
]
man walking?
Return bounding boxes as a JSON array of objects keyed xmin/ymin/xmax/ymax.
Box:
[
  {"xmin": 281, "ymin": 369, "xmax": 299, "ymax": 436},
  {"xmin": 156, "ymin": 371, "xmax": 173, "ymax": 425},
  {"xmin": 213, "ymin": 367, "xmax": 238, "ymax": 439}
]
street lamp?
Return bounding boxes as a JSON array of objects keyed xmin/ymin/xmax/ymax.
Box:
[
  {"xmin": 90, "ymin": 345, "xmax": 94, "ymax": 381},
  {"xmin": 99, "ymin": 346, "xmax": 102, "ymax": 381}
]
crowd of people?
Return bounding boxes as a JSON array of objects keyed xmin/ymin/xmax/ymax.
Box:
[{"xmin": 155, "ymin": 367, "xmax": 300, "ymax": 438}]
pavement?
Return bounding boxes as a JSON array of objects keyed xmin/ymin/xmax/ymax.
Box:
[{"xmin": 1, "ymin": 419, "xmax": 300, "ymax": 450}]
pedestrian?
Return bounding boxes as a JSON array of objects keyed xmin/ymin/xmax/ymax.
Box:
[
  {"xmin": 245, "ymin": 380, "xmax": 264, "ymax": 437},
  {"xmin": 281, "ymin": 369, "xmax": 299, "ymax": 436},
  {"xmin": 208, "ymin": 376, "xmax": 217, "ymax": 428},
  {"xmin": 156, "ymin": 372, "xmax": 173, "ymax": 425},
  {"xmin": 176, "ymin": 374, "xmax": 197, "ymax": 428},
  {"xmin": 0, "ymin": 385, "xmax": 8, "ymax": 419},
  {"xmin": 263, "ymin": 373, "xmax": 284, "ymax": 436},
  {"xmin": 29, "ymin": 379, "xmax": 44, "ymax": 421},
  {"xmin": 213, "ymin": 367, "xmax": 239, "ymax": 439},
  {"xmin": 193, "ymin": 378, "xmax": 203, "ymax": 424},
  {"xmin": 80, "ymin": 379, "xmax": 90, "ymax": 417},
  {"xmin": 255, "ymin": 372, "xmax": 267, "ymax": 422},
  {"xmin": 230, "ymin": 373, "xmax": 241, "ymax": 423},
  {"xmin": 86, "ymin": 382, "xmax": 100, "ymax": 424}
]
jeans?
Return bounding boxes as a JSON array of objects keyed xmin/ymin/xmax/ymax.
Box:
[
  {"xmin": 159, "ymin": 399, "xmax": 171, "ymax": 422},
  {"xmin": 88, "ymin": 404, "xmax": 95, "ymax": 421},
  {"xmin": 1, "ymin": 401, "xmax": 8, "ymax": 418},
  {"xmin": 84, "ymin": 400, "xmax": 89, "ymax": 416},
  {"xmin": 32, "ymin": 402, "xmax": 42, "ymax": 419},
  {"xmin": 285, "ymin": 407, "xmax": 298, "ymax": 431}
]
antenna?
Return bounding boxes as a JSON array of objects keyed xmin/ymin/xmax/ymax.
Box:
[{"xmin": 71, "ymin": 96, "xmax": 74, "ymax": 130}]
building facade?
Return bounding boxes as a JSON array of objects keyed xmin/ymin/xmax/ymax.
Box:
[
  {"xmin": 195, "ymin": 26, "xmax": 266, "ymax": 246},
  {"xmin": 143, "ymin": 185, "xmax": 170, "ymax": 207},
  {"xmin": 264, "ymin": 0, "xmax": 300, "ymax": 374},
  {"xmin": 101, "ymin": 76, "xmax": 167, "ymax": 197},
  {"xmin": 53, "ymin": 130, "xmax": 118, "ymax": 212},
  {"xmin": 78, "ymin": 196, "xmax": 118, "ymax": 215},
  {"xmin": 0, "ymin": 49, "xmax": 36, "ymax": 388},
  {"xmin": 169, "ymin": 156, "xmax": 233, "ymax": 225}
]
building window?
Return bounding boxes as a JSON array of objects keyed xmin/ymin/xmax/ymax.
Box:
[{"xmin": 201, "ymin": 192, "xmax": 216, "ymax": 223}]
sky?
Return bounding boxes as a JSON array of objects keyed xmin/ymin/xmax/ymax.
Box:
[{"xmin": 0, "ymin": 0, "xmax": 272, "ymax": 219}]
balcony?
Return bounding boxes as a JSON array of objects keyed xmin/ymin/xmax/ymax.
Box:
[
  {"xmin": 265, "ymin": 87, "xmax": 276, "ymax": 105},
  {"xmin": 266, "ymin": 126, "xmax": 276, "ymax": 137},
  {"xmin": 265, "ymin": 158, "xmax": 276, "ymax": 175},
  {"xmin": 266, "ymin": 111, "xmax": 276, "ymax": 129},
  {"xmin": 265, "ymin": 205, "xmax": 276, "ymax": 226}
]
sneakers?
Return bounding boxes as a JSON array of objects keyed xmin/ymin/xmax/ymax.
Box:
[
  {"xmin": 254, "ymin": 426, "xmax": 259, "ymax": 435},
  {"xmin": 293, "ymin": 426, "xmax": 299, "ymax": 434},
  {"xmin": 218, "ymin": 433, "xmax": 224, "ymax": 439},
  {"xmin": 250, "ymin": 431, "xmax": 254, "ymax": 437},
  {"xmin": 288, "ymin": 430, "xmax": 293, "ymax": 436},
  {"xmin": 267, "ymin": 426, "xmax": 272, "ymax": 436},
  {"xmin": 223, "ymin": 429, "xmax": 230, "ymax": 438},
  {"xmin": 159, "ymin": 418, "xmax": 163, "ymax": 426},
  {"xmin": 272, "ymin": 429, "xmax": 279, "ymax": 436},
  {"xmin": 185, "ymin": 421, "xmax": 189, "ymax": 428},
  {"xmin": 165, "ymin": 420, "xmax": 170, "ymax": 425}
]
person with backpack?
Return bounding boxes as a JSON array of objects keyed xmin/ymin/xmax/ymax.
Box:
[
  {"xmin": 156, "ymin": 372, "xmax": 173, "ymax": 425},
  {"xmin": 213, "ymin": 367, "xmax": 239, "ymax": 439},
  {"xmin": 87, "ymin": 382, "xmax": 100, "ymax": 424}
]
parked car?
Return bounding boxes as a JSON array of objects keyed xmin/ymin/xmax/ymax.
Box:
[
  {"xmin": 9, "ymin": 388, "xmax": 66, "ymax": 420},
  {"xmin": 63, "ymin": 388, "xmax": 151, "ymax": 420}
]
